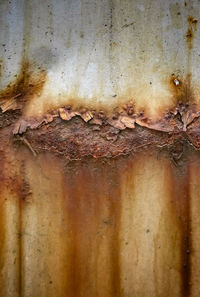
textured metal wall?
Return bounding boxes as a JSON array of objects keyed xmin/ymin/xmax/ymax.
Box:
[{"xmin": 0, "ymin": 1, "xmax": 200, "ymax": 297}]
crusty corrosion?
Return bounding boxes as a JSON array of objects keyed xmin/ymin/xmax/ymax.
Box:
[
  {"xmin": 9, "ymin": 102, "xmax": 200, "ymax": 160},
  {"xmin": 0, "ymin": 99, "xmax": 200, "ymax": 160}
]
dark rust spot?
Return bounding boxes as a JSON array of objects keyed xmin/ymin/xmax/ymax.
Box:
[{"xmin": 188, "ymin": 16, "xmax": 198, "ymax": 26}]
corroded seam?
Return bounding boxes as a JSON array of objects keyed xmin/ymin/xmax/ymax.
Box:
[
  {"xmin": 10, "ymin": 103, "xmax": 200, "ymax": 135},
  {"xmin": 6, "ymin": 104, "xmax": 200, "ymax": 160},
  {"xmin": 0, "ymin": 101, "xmax": 200, "ymax": 160}
]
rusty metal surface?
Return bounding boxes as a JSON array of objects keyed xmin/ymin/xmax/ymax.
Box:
[{"xmin": 1, "ymin": 0, "xmax": 200, "ymax": 297}]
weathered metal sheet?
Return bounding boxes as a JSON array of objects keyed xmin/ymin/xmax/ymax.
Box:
[
  {"xmin": 1, "ymin": 0, "xmax": 200, "ymax": 118},
  {"xmin": 1, "ymin": 1, "xmax": 200, "ymax": 297}
]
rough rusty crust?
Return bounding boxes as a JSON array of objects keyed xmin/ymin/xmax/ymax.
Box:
[
  {"xmin": 11, "ymin": 114, "xmax": 190, "ymax": 161},
  {"xmin": 0, "ymin": 63, "xmax": 199, "ymax": 159},
  {"xmin": 0, "ymin": 109, "xmax": 22, "ymax": 128},
  {"xmin": 7, "ymin": 100, "xmax": 200, "ymax": 160},
  {"xmin": 0, "ymin": 61, "xmax": 46, "ymax": 113},
  {"xmin": 11, "ymin": 102, "xmax": 200, "ymax": 133}
]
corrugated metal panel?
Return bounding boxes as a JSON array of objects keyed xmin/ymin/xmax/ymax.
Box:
[{"xmin": 0, "ymin": 1, "xmax": 200, "ymax": 297}]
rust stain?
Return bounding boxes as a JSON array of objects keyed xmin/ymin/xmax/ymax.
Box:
[
  {"xmin": 62, "ymin": 158, "xmax": 122, "ymax": 296},
  {"xmin": 2, "ymin": 70, "xmax": 196, "ymax": 137},
  {"xmin": 169, "ymin": 74, "xmax": 195, "ymax": 105},
  {"xmin": 0, "ymin": 126, "xmax": 24, "ymax": 297},
  {"xmin": 167, "ymin": 156, "xmax": 191, "ymax": 297},
  {"xmin": 16, "ymin": 159, "xmax": 32, "ymax": 297},
  {"xmin": 186, "ymin": 16, "xmax": 198, "ymax": 50},
  {"xmin": 0, "ymin": 148, "xmax": 6, "ymax": 294},
  {"xmin": 0, "ymin": 59, "xmax": 2, "ymax": 78},
  {"xmin": 0, "ymin": 60, "xmax": 46, "ymax": 113}
]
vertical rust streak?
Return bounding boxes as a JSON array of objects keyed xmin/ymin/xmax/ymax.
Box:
[
  {"xmin": 107, "ymin": 160, "xmax": 122, "ymax": 297},
  {"xmin": 0, "ymin": 152, "xmax": 6, "ymax": 297},
  {"xmin": 18, "ymin": 194, "xmax": 22, "ymax": 297},
  {"xmin": 63, "ymin": 164, "xmax": 81, "ymax": 297},
  {"xmin": 169, "ymin": 159, "xmax": 191, "ymax": 297},
  {"xmin": 18, "ymin": 159, "xmax": 30, "ymax": 297},
  {"xmin": 63, "ymin": 159, "xmax": 122, "ymax": 297},
  {"xmin": 18, "ymin": 162, "xmax": 24, "ymax": 297},
  {"xmin": 186, "ymin": 16, "xmax": 198, "ymax": 85}
]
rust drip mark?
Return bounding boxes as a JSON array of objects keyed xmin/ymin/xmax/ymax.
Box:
[
  {"xmin": 0, "ymin": 60, "xmax": 46, "ymax": 113},
  {"xmin": 186, "ymin": 16, "xmax": 198, "ymax": 50},
  {"xmin": 0, "ymin": 59, "xmax": 2, "ymax": 78},
  {"xmin": 168, "ymin": 159, "xmax": 191, "ymax": 297},
  {"xmin": 0, "ymin": 129, "xmax": 29, "ymax": 296},
  {"xmin": 63, "ymin": 159, "xmax": 122, "ymax": 296},
  {"xmin": 0, "ymin": 150, "xmax": 6, "ymax": 294},
  {"xmin": 169, "ymin": 74, "xmax": 195, "ymax": 104},
  {"xmin": 16, "ymin": 159, "xmax": 32, "ymax": 296}
]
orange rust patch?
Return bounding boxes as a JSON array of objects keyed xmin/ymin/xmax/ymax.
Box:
[
  {"xmin": 10, "ymin": 99, "xmax": 200, "ymax": 161},
  {"xmin": 0, "ymin": 61, "xmax": 46, "ymax": 113},
  {"xmin": 11, "ymin": 113, "xmax": 191, "ymax": 161}
]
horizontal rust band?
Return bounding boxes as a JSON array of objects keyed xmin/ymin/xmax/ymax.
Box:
[
  {"xmin": 11, "ymin": 107, "xmax": 200, "ymax": 160},
  {"xmin": 1, "ymin": 101, "xmax": 200, "ymax": 160}
]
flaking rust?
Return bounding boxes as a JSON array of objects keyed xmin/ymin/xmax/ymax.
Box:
[
  {"xmin": 8, "ymin": 101, "xmax": 200, "ymax": 161},
  {"xmin": 0, "ymin": 59, "xmax": 200, "ymax": 160},
  {"xmin": 1, "ymin": 98, "xmax": 200, "ymax": 160},
  {"xmin": 0, "ymin": 47, "xmax": 199, "ymax": 160}
]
